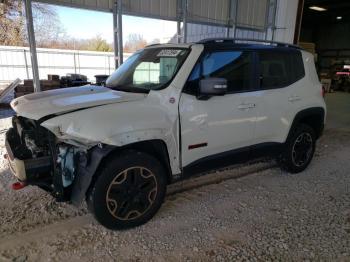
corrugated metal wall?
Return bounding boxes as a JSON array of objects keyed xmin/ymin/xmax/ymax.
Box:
[
  {"xmin": 39, "ymin": 0, "xmax": 179, "ymax": 20},
  {"xmin": 235, "ymin": 28, "xmax": 266, "ymax": 40},
  {"xmin": 36, "ymin": 0, "xmax": 279, "ymax": 30},
  {"xmin": 37, "ymin": 0, "xmax": 299, "ymax": 44},
  {"xmin": 273, "ymin": 0, "xmax": 299, "ymax": 43},
  {"xmin": 187, "ymin": 0, "xmax": 230, "ymax": 25},
  {"xmin": 122, "ymin": 0, "xmax": 177, "ymax": 20},
  {"xmin": 183, "ymin": 0, "xmax": 298, "ymax": 44},
  {"xmin": 236, "ymin": 0, "xmax": 268, "ymax": 30},
  {"xmin": 181, "ymin": 24, "xmax": 267, "ymax": 43},
  {"xmin": 38, "ymin": 0, "xmax": 114, "ymax": 12}
]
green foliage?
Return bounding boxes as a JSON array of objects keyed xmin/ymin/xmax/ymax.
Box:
[{"xmin": 85, "ymin": 35, "xmax": 112, "ymax": 52}]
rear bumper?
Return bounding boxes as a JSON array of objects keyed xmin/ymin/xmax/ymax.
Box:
[{"xmin": 5, "ymin": 129, "xmax": 53, "ymax": 182}]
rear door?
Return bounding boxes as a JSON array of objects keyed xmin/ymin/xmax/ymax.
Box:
[
  {"xmin": 179, "ymin": 49, "xmax": 259, "ymax": 168},
  {"xmin": 253, "ymin": 49, "xmax": 306, "ymax": 145}
]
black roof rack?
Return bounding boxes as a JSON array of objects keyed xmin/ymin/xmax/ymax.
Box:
[{"xmin": 197, "ymin": 38, "xmax": 302, "ymax": 50}]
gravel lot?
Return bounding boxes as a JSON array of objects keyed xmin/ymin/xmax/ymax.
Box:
[{"xmin": 0, "ymin": 93, "xmax": 349, "ymax": 261}]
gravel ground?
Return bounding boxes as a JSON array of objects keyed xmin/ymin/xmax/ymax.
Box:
[{"xmin": 0, "ymin": 101, "xmax": 349, "ymax": 261}]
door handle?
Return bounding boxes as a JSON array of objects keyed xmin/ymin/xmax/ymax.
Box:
[
  {"xmin": 238, "ymin": 103, "xmax": 255, "ymax": 110},
  {"xmin": 288, "ymin": 95, "xmax": 301, "ymax": 102},
  {"xmin": 238, "ymin": 104, "xmax": 249, "ymax": 110}
]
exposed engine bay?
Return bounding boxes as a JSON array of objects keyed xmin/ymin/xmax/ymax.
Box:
[{"xmin": 5, "ymin": 116, "xmax": 84, "ymax": 201}]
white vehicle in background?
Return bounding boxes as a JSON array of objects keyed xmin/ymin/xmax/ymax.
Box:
[{"xmin": 5, "ymin": 38, "xmax": 326, "ymax": 229}]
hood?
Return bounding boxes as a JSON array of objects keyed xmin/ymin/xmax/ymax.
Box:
[{"xmin": 11, "ymin": 85, "xmax": 146, "ymax": 120}]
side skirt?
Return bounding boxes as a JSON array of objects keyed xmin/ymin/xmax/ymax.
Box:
[{"xmin": 180, "ymin": 142, "xmax": 283, "ymax": 180}]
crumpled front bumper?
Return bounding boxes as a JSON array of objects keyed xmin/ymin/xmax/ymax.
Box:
[
  {"xmin": 5, "ymin": 129, "xmax": 52, "ymax": 182},
  {"xmin": 5, "ymin": 138, "xmax": 27, "ymax": 181}
]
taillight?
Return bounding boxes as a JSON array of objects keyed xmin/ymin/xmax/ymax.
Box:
[{"xmin": 321, "ymin": 86, "xmax": 325, "ymax": 97}]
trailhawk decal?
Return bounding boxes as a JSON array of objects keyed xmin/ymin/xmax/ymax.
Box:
[{"xmin": 157, "ymin": 49, "xmax": 182, "ymax": 57}]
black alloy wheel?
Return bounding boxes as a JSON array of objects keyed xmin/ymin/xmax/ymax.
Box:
[
  {"xmin": 87, "ymin": 151, "xmax": 167, "ymax": 230},
  {"xmin": 279, "ymin": 124, "xmax": 316, "ymax": 173},
  {"xmin": 106, "ymin": 166, "xmax": 158, "ymax": 221}
]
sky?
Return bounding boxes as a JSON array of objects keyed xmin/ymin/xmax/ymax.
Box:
[{"xmin": 55, "ymin": 5, "xmax": 178, "ymax": 44}]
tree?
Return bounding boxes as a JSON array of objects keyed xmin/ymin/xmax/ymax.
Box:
[
  {"xmin": 0, "ymin": 1, "xmax": 25, "ymax": 46},
  {"xmin": 124, "ymin": 34, "xmax": 147, "ymax": 52},
  {"xmin": 84, "ymin": 35, "xmax": 112, "ymax": 52},
  {"xmin": 32, "ymin": 3, "xmax": 66, "ymax": 48},
  {"xmin": 0, "ymin": 1, "xmax": 65, "ymax": 47}
]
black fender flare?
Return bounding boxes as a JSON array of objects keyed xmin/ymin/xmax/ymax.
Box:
[
  {"xmin": 286, "ymin": 107, "xmax": 325, "ymax": 142},
  {"xmin": 70, "ymin": 139, "xmax": 173, "ymax": 206},
  {"xmin": 70, "ymin": 145, "xmax": 114, "ymax": 206}
]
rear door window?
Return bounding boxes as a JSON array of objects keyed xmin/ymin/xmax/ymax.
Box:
[{"xmin": 258, "ymin": 51, "xmax": 305, "ymax": 89}]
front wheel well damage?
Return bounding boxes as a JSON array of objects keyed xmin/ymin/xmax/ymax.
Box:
[
  {"xmin": 73, "ymin": 139, "xmax": 173, "ymax": 206},
  {"xmin": 104, "ymin": 140, "xmax": 173, "ymax": 183}
]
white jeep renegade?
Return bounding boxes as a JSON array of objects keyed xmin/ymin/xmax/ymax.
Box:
[{"xmin": 5, "ymin": 39, "xmax": 326, "ymax": 229}]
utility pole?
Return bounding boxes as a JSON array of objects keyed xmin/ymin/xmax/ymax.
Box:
[
  {"xmin": 182, "ymin": 0, "xmax": 188, "ymax": 43},
  {"xmin": 113, "ymin": 0, "xmax": 123, "ymax": 68},
  {"xmin": 24, "ymin": 0, "xmax": 41, "ymax": 92}
]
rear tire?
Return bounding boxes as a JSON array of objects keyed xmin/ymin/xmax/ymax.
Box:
[
  {"xmin": 87, "ymin": 151, "xmax": 167, "ymax": 230},
  {"xmin": 279, "ymin": 124, "xmax": 316, "ymax": 173}
]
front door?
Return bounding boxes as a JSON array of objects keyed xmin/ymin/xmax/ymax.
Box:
[{"xmin": 179, "ymin": 50, "xmax": 258, "ymax": 169}]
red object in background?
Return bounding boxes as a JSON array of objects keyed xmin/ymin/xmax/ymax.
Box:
[
  {"xmin": 12, "ymin": 182, "xmax": 27, "ymax": 190},
  {"xmin": 336, "ymin": 72, "xmax": 350, "ymax": 75}
]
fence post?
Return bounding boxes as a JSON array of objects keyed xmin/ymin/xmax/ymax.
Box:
[
  {"xmin": 73, "ymin": 52, "xmax": 77, "ymax": 74},
  {"xmin": 108, "ymin": 55, "xmax": 111, "ymax": 74},
  {"xmin": 23, "ymin": 49, "xmax": 30, "ymax": 79}
]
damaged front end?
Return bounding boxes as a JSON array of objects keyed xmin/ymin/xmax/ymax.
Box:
[{"xmin": 5, "ymin": 116, "xmax": 110, "ymax": 204}]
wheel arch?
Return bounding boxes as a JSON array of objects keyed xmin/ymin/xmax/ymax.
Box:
[
  {"xmin": 70, "ymin": 139, "xmax": 174, "ymax": 206},
  {"xmin": 287, "ymin": 107, "xmax": 325, "ymax": 141},
  {"xmin": 111, "ymin": 139, "xmax": 173, "ymax": 184}
]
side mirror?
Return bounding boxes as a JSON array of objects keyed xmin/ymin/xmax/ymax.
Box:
[{"xmin": 199, "ymin": 78, "xmax": 227, "ymax": 97}]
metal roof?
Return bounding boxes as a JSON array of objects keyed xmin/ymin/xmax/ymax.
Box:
[
  {"xmin": 35, "ymin": 0, "xmax": 271, "ymax": 29},
  {"xmin": 36, "ymin": 0, "xmax": 178, "ymax": 20}
]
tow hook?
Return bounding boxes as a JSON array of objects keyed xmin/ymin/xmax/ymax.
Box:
[{"xmin": 12, "ymin": 182, "xmax": 27, "ymax": 190}]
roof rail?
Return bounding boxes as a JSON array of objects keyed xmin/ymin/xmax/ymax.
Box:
[
  {"xmin": 145, "ymin": 43, "xmax": 161, "ymax": 48},
  {"xmin": 197, "ymin": 38, "xmax": 302, "ymax": 49}
]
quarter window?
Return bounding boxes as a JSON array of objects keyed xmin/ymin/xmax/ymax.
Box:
[
  {"xmin": 185, "ymin": 51, "xmax": 253, "ymax": 94},
  {"xmin": 259, "ymin": 51, "xmax": 305, "ymax": 89}
]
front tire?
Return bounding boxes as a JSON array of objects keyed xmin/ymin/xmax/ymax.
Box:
[
  {"xmin": 279, "ymin": 124, "xmax": 316, "ymax": 173},
  {"xmin": 87, "ymin": 151, "xmax": 167, "ymax": 230}
]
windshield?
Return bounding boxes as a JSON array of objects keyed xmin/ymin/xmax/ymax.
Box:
[{"xmin": 106, "ymin": 47, "xmax": 189, "ymax": 93}]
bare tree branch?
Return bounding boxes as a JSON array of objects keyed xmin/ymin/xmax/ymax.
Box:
[{"xmin": 0, "ymin": 0, "xmax": 64, "ymax": 47}]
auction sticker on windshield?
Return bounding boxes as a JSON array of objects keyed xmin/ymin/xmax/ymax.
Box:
[{"xmin": 157, "ymin": 49, "xmax": 182, "ymax": 57}]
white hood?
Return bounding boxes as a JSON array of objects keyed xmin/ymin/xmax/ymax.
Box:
[{"xmin": 11, "ymin": 85, "xmax": 146, "ymax": 120}]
